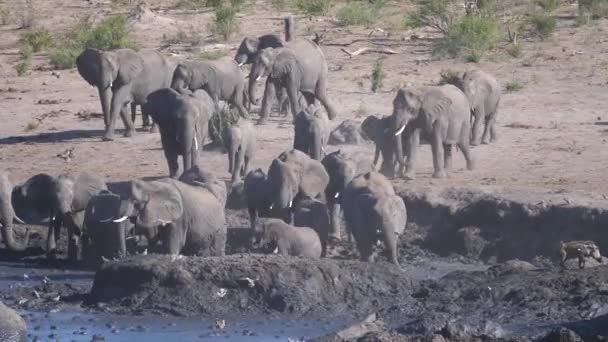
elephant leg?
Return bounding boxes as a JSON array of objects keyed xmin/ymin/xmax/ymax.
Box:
[
  {"xmin": 66, "ymin": 217, "xmax": 79, "ymax": 262},
  {"xmin": 105, "ymin": 87, "xmax": 134, "ymax": 141},
  {"xmin": 403, "ymin": 129, "xmax": 420, "ymax": 180},
  {"xmin": 354, "ymin": 223, "xmax": 374, "ymax": 262},
  {"xmin": 242, "ymin": 155, "xmax": 250, "ymax": 178},
  {"xmin": 316, "ymin": 77, "xmax": 338, "ymax": 120},
  {"xmin": 47, "ymin": 214, "xmax": 62, "ymax": 258},
  {"xmin": 232, "ymin": 148, "xmax": 244, "ymax": 183},
  {"xmin": 233, "ymin": 90, "xmax": 250, "ymax": 119},
  {"xmin": 481, "ymin": 115, "xmax": 492, "ymax": 145},
  {"xmin": 471, "ymin": 109, "xmax": 484, "ymax": 146},
  {"xmin": 120, "ymin": 104, "xmax": 135, "ymax": 138},
  {"xmin": 488, "ymin": 114, "xmax": 498, "ymax": 143},
  {"xmin": 166, "ymin": 150, "xmax": 180, "ymax": 179},
  {"xmin": 279, "ymin": 87, "xmax": 289, "ymax": 116},
  {"xmin": 444, "ymin": 143, "xmax": 453, "ymax": 171},
  {"xmin": 457, "ymin": 139, "xmax": 475, "ymax": 171},
  {"xmin": 130, "ymin": 103, "xmax": 137, "ymax": 126},
  {"xmin": 287, "ymin": 83, "xmax": 301, "ymax": 123},
  {"xmin": 259, "ymin": 79, "xmax": 278, "ymax": 124},
  {"xmin": 431, "ymin": 128, "xmax": 446, "ymax": 179},
  {"xmin": 160, "ymin": 222, "xmax": 182, "ymax": 255},
  {"xmin": 329, "ymin": 201, "xmax": 341, "ymax": 241}
]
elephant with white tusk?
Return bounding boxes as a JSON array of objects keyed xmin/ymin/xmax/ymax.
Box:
[
  {"xmin": 76, "ymin": 48, "xmax": 175, "ymax": 141},
  {"xmin": 142, "ymin": 88, "xmax": 214, "ymax": 179}
]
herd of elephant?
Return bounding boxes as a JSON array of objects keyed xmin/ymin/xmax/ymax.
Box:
[{"xmin": 0, "ymin": 16, "xmax": 503, "ymax": 266}]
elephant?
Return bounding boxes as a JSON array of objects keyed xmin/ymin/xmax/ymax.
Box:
[
  {"xmin": 13, "ymin": 172, "xmax": 107, "ymax": 260},
  {"xmin": 267, "ymin": 149, "xmax": 330, "ymax": 223},
  {"xmin": 142, "ymin": 88, "xmax": 214, "ymax": 179},
  {"xmin": 83, "ymin": 190, "xmax": 134, "ymax": 264},
  {"xmin": 0, "ymin": 301, "xmax": 27, "ymax": 342},
  {"xmin": 342, "ymin": 172, "xmax": 407, "ymax": 265},
  {"xmin": 293, "ymin": 197, "xmax": 329, "ymax": 257},
  {"xmin": 391, "ymin": 85, "xmax": 474, "ymax": 180},
  {"xmin": 171, "ymin": 57, "xmax": 249, "ymax": 119},
  {"xmin": 361, "ymin": 114, "xmax": 398, "ymax": 178},
  {"xmin": 179, "ymin": 165, "xmax": 227, "ymax": 208},
  {"xmin": 0, "ymin": 172, "xmax": 28, "ymax": 251},
  {"xmin": 449, "ymin": 69, "xmax": 501, "ymax": 145},
  {"xmin": 293, "ymin": 104, "xmax": 330, "ymax": 161},
  {"xmin": 76, "ymin": 48, "xmax": 175, "ymax": 140},
  {"xmin": 244, "ymin": 169, "xmax": 273, "ymax": 237},
  {"xmin": 321, "ymin": 150, "xmax": 371, "ymax": 241},
  {"xmin": 248, "ymin": 37, "xmax": 338, "ymax": 124},
  {"xmin": 125, "ymin": 177, "xmax": 226, "ymax": 256},
  {"xmin": 258, "ymin": 218, "xmax": 322, "ymax": 259},
  {"xmin": 224, "ymin": 119, "xmax": 256, "ymax": 183},
  {"xmin": 235, "ymin": 16, "xmax": 293, "ymax": 66}
]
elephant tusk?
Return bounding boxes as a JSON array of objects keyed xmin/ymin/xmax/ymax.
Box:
[
  {"xmin": 256, "ymin": 75, "xmax": 262, "ymax": 82},
  {"xmin": 109, "ymin": 82, "xmax": 113, "ymax": 88},
  {"xmin": 13, "ymin": 215, "xmax": 25, "ymax": 224},
  {"xmin": 269, "ymin": 203, "xmax": 274, "ymax": 210},
  {"xmin": 238, "ymin": 62, "xmax": 244, "ymax": 67},
  {"xmin": 395, "ymin": 124, "xmax": 406, "ymax": 136},
  {"xmin": 157, "ymin": 219, "xmax": 172, "ymax": 226},
  {"xmin": 194, "ymin": 136, "xmax": 199, "ymax": 151},
  {"xmin": 288, "ymin": 199, "xmax": 293, "ymax": 208},
  {"xmin": 99, "ymin": 217, "xmax": 113, "ymax": 223},
  {"xmin": 113, "ymin": 216, "xmax": 129, "ymax": 223},
  {"xmin": 334, "ymin": 192, "xmax": 340, "ymax": 199},
  {"xmin": 273, "ymin": 247, "xmax": 279, "ymax": 254}
]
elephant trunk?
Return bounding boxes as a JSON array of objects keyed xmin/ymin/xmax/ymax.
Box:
[
  {"xmin": 248, "ymin": 73, "xmax": 258, "ymax": 106},
  {"xmin": 179, "ymin": 118, "xmax": 195, "ymax": 175},
  {"xmin": 0, "ymin": 192, "xmax": 29, "ymax": 252},
  {"xmin": 98, "ymin": 86, "xmax": 112, "ymax": 127}
]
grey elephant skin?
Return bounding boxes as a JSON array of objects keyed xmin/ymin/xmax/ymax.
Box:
[
  {"xmin": 342, "ymin": 172, "xmax": 407, "ymax": 265},
  {"xmin": 361, "ymin": 114, "xmax": 397, "ymax": 178},
  {"xmin": 76, "ymin": 48, "xmax": 175, "ymax": 140},
  {"xmin": 321, "ymin": 150, "xmax": 371, "ymax": 241},
  {"xmin": 244, "ymin": 169, "xmax": 272, "ymax": 235},
  {"xmin": 143, "ymin": 88, "xmax": 213, "ymax": 179},
  {"xmin": 224, "ymin": 119, "xmax": 256, "ymax": 183},
  {"xmin": 83, "ymin": 190, "xmax": 134, "ymax": 265},
  {"xmin": 451, "ymin": 69, "xmax": 501, "ymax": 145},
  {"xmin": 13, "ymin": 173, "xmax": 107, "ymax": 260},
  {"xmin": 126, "ymin": 177, "xmax": 226, "ymax": 256},
  {"xmin": 293, "ymin": 197, "xmax": 329, "ymax": 257},
  {"xmin": 0, "ymin": 301, "xmax": 27, "ymax": 342},
  {"xmin": 293, "ymin": 105, "xmax": 330, "ymax": 161},
  {"xmin": 171, "ymin": 57, "xmax": 249, "ymax": 119},
  {"xmin": 267, "ymin": 149, "xmax": 329, "ymax": 223},
  {"xmin": 0, "ymin": 172, "xmax": 28, "ymax": 251},
  {"xmin": 259, "ymin": 218, "xmax": 322, "ymax": 259},
  {"xmin": 249, "ymin": 36, "xmax": 338, "ymax": 123},
  {"xmin": 179, "ymin": 165, "xmax": 228, "ymax": 208},
  {"xmin": 392, "ymin": 85, "xmax": 474, "ymax": 180}
]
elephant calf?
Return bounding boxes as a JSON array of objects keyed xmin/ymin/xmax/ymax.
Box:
[
  {"xmin": 143, "ymin": 88, "xmax": 214, "ymax": 179},
  {"xmin": 244, "ymin": 169, "xmax": 272, "ymax": 234},
  {"xmin": 342, "ymin": 172, "xmax": 407, "ymax": 265},
  {"xmin": 294, "ymin": 104, "xmax": 330, "ymax": 161},
  {"xmin": 224, "ymin": 119, "xmax": 256, "ymax": 183},
  {"xmin": 259, "ymin": 218, "xmax": 322, "ymax": 259},
  {"xmin": 293, "ymin": 197, "xmax": 329, "ymax": 257},
  {"xmin": 361, "ymin": 114, "xmax": 397, "ymax": 178}
]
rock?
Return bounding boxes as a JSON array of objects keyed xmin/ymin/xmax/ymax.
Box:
[
  {"xmin": 538, "ymin": 328, "xmax": 583, "ymax": 342},
  {"xmin": 328, "ymin": 120, "xmax": 367, "ymax": 145},
  {"xmin": 0, "ymin": 301, "xmax": 27, "ymax": 342}
]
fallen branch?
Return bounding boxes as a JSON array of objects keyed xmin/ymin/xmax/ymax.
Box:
[{"xmin": 341, "ymin": 47, "xmax": 398, "ymax": 57}]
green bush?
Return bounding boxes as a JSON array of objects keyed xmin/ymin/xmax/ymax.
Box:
[
  {"xmin": 15, "ymin": 60, "xmax": 30, "ymax": 76},
  {"xmin": 209, "ymin": 6, "xmax": 239, "ymax": 41},
  {"xmin": 20, "ymin": 28, "xmax": 52, "ymax": 52},
  {"xmin": 438, "ymin": 68, "xmax": 461, "ymax": 85},
  {"xmin": 505, "ymin": 80, "xmax": 524, "ymax": 92},
  {"xmin": 435, "ymin": 15, "xmax": 500, "ymax": 62},
  {"xmin": 296, "ymin": 0, "xmax": 332, "ymax": 15},
  {"xmin": 371, "ymin": 61, "xmax": 385, "ymax": 93},
  {"xmin": 209, "ymin": 106, "xmax": 240, "ymax": 145},
  {"xmin": 578, "ymin": 0, "xmax": 608, "ymax": 21},
  {"xmin": 49, "ymin": 48, "xmax": 81, "ymax": 69},
  {"xmin": 337, "ymin": 2, "xmax": 380, "ymax": 26},
  {"xmin": 536, "ymin": 0, "xmax": 560, "ymax": 11},
  {"xmin": 528, "ymin": 13, "xmax": 556, "ymax": 39},
  {"xmin": 506, "ymin": 43, "xmax": 522, "ymax": 58},
  {"xmin": 19, "ymin": 44, "xmax": 33, "ymax": 60},
  {"xmin": 270, "ymin": 0, "xmax": 288, "ymax": 9}
]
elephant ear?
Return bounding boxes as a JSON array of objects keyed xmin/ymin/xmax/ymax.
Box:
[
  {"xmin": 115, "ymin": 49, "xmax": 145, "ymax": 86},
  {"xmin": 147, "ymin": 180, "xmax": 184, "ymax": 223},
  {"xmin": 244, "ymin": 37, "xmax": 259, "ymax": 53},
  {"xmin": 76, "ymin": 48, "xmax": 103, "ymax": 86},
  {"xmin": 421, "ymin": 92, "xmax": 453, "ymax": 131},
  {"xmin": 297, "ymin": 158, "xmax": 329, "ymax": 198},
  {"xmin": 395, "ymin": 88, "xmax": 422, "ymax": 114}
]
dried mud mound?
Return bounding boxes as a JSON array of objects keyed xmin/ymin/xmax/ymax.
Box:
[{"xmin": 88, "ymin": 254, "xmax": 411, "ymax": 317}]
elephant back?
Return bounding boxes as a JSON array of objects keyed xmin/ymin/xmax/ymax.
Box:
[
  {"xmin": 278, "ymin": 150, "xmax": 329, "ymax": 198},
  {"xmin": 462, "ymin": 69, "xmax": 501, "ymax": 111},
  {"xmin": 68, "ymin": 173, "xmax": 108, "ymax": 213}
]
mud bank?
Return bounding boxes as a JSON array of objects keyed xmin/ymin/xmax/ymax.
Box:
[
  {"xmin": 89, "ymin": 254, "xmax": 411, "ymax": 317},
  {"xmin": 400, "ymin": 186, "xmax": 608, "ymax": 262}
]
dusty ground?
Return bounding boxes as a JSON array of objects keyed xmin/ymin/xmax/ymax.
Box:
[{"xmin": 3, "ymin": 0, "xmax": 608, "ymax": 340}]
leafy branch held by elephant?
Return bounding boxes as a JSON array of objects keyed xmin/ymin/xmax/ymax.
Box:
[{"xmin": 76, "ymin": 48, "xmax": 175, "ymax": 141}]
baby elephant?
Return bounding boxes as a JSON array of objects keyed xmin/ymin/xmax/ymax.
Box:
[
  {"xmin": 224, "ymin": 119, "xmax": 256, "ymax": 183},
  {"xmin": 293, "ymin": 197, "xmax": 330, "ymax": 257},
  {"xmin": 259, "ymin": 218, "xmax": 322, "ymax": 259},
  {"xmin": 560, "ymin": 240, "xmax": 603, "ymax": 269}
]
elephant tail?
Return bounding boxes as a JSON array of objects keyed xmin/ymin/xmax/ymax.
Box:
[{"xmin": 284, "ymin": 16, "xmax": 295, "ymax": 42}]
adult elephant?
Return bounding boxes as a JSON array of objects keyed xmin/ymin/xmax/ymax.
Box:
[
  {"xmin": 294, "ymin": 104, "xmax": 329, "ymax": 161},
  {"xmin": 0, "ymin": 301, "xmax": 27, "ymax": 342},
  {"xmin": 13, "ymin": 173, "xmax": 107, "ymax": 260},
  {"xmin": 391, "ymin": 85, "xmax": 474, "ymax": 180},
  {"xmin": 235, "ymin": 16, "xmax": 293, "ymax": 66},
  {"xmin": 83, "ymin": 190, "xmax": 134, "ymax": 265},
  {"xmin": 342, "ymin": 172, "xmax": 407, "ymax": 265},
  {"xmin": 450, "ymin": 69, "xmax": 501, "ymax": 145},
  {"xmin": 76, "ymin": 48, "xmax": 175, "ymax": 141},
  {"xmin": 0, "ymin": 172, "xmax": 28, "ymax": 251},
  {"xmin": 267, "ymin": 149, "xmax": 329, "ymax": 223},
  {"xmin": 125, "ymin": 177, "xmax": 226, "ymax": 256},
  {"xmin": 143, "ymin": 88, "xmax": 214, "ymax": 179},
  {"xmin": 248, "ymin": 37, "xmax": 338, "ymax": 124},
  {"xmin": 321, "ymin": 150, "xmax": 370, "ymax": 241},
  {"xmin": 171, "ymin": 57, "xmax": 249, "ymax": 119}
]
